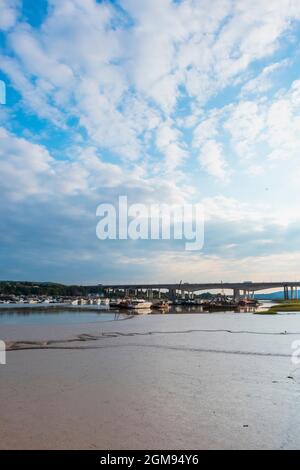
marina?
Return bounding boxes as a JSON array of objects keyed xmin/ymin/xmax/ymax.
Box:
[{"xmin": 0, "ymin": 285, "xmax": 262, "ymax": 313}]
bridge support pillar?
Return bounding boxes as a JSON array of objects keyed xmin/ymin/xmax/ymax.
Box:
[
  {"xmin": 147, "ymin": 289, "xmax": 153, "ymax": 300},
  {"xmin": 233, "ymin": 288, "xmax": 240, "ymax": 302},
  {"xmin": 287, "ymin": 286, "xmax": 289, "ymax": 300},
  {"xmin": 168, "ymin": 288, "xmax": 177, "ymax": 303},
  {"xmin": 284, "ymin": 286, "xmax": 289, "ymax": 300}
]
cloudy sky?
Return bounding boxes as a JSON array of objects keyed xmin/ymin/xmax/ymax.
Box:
[{"xmin": 0, "ymin": 0, "xmax": 300, "ymax": 284}]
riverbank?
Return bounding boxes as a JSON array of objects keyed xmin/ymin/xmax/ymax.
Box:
[
  {"xmin": 268, "ymin": 301, "xmax": 300, "ymax": 313},
  {"xmin": 1, "ymin": 312, "xmax": 300, "ymax": 449}
]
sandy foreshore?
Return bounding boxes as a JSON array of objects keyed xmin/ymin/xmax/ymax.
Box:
[{"xmin": 1, "ymin": 312, "xmax": 300, "ymax": 449}]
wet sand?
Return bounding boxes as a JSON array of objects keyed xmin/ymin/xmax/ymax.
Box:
[{"xmin": 1, "ymin": 312, "xmax": 300, "ymax": 449}]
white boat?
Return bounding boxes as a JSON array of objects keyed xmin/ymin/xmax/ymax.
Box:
[
  {"xmin": 118, "ymin": 299, "xmax": 152, "ymax": 309},
  {"xmin": 101, "ymin": 298, "xmax": 110, "ymax": 305}
]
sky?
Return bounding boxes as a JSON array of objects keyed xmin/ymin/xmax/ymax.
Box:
[{"xmin": 0, "ymin": 0, "xmax": 300, "ymax": 284}]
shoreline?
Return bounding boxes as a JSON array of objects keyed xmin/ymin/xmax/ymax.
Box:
[
  {"xmin": 0, "ymin": 304, "xmax": 115, "ymax": 313},
  {"xmin": 2, "ymin": 313, "xmax": 300, "ymax": 449}
]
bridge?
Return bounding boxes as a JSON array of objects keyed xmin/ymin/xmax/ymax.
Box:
[{"xmin": 101, "ymin": 282, "xmax": 300, "ymax": 301}]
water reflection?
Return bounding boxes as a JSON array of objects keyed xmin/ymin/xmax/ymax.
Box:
[
  {"xmin": 117, "ymin": 304, "xmax": 262, "ymax": 315},
  {"xmin": 0, "ymin": 310, "xmax": 125, "ymax": 325},
  {"xmin": 0, "ymin": 301, "xmax": 276, "ymax": 325}
]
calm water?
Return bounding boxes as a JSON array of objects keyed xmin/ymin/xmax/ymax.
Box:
[
  {"xmin": 0, "ymin": 310, "xmax": 124, "ymax": 325},
  {"xmin": 0, "ymin": 301, "xmax": 275, "ymax": 325}
]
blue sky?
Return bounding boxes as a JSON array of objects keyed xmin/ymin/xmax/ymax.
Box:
[{"xmin": 1, "ymin": 0, "xmax": 300, "ymax": 284}]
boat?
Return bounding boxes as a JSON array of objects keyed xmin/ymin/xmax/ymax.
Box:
[
  {"xmin": 110, "ymin": 299, "xmax": 122, "ymax": 308},
  {"xmin": 202, "ymin": 294, "xmax": 238, "ymax": 310},
  {"xmin": 151, "ymin": 300, "xmax": 170, "ymax": 310},
  {"xmin": 132, "ymin": 308, "xmax": 152, "ymax": 315},
  {"xmin": 118, "ymin": 299, "xmax": 152, "ymax": 309},
  {"xmin": 239, "ymin": 298, "xmax": 259, "ymax": 307}
]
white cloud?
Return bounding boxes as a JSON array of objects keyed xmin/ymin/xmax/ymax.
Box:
[
  {"xmin": 0, "ymin": 0, "xmax": 19, "ymax": 31},
  {"xmin": 0, "ymin": 127, "xmax": 52, "ymax": 200},
  {"xmin": 0, "ymin": 127, "xmax": 193, "ymax": 208},
  {"xmin": 0, "ymin": 55, "xmax": 65, "ymax": 124},
  {"xmin": 0, "ymin": 128, "xmax": 133, "ymax": 200},
  {"xmin": 224, "ymin": 100, "xmax": 265, "ymax": 159},
  {"xmin": 241, "ymin": 60, "xmax": 290, "ymax": 96},
  {"xmin": 1, "ymin": 0, "xmax": 300, "ymax": 168},
  {"xmin": 2, "ymin": 0, "xmax": 300, "ymax": 280},
  {"xmin": 202, "ymin": 195, "xmax": 264, "ymax": 222},
  {"xmin": 156, "ymin": 122, "xmax": 187, "ymax": 171},
  {"xmin": 193, "ymin": 115, "xmax": 220, "ymax": 148},
  {"xmin": 197, "ymin": 78, "xmax": 300, "ymax": 176},
  {"xmin": 198, "ymin": 140, "xmax": 229, "ymax": 181}
]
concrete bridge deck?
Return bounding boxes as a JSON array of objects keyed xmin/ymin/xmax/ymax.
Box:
[
  {"xmin": 101, "ymin": 282, "xmax": 300, "ymax": 301},
  {"xmin": 102, "ymin": 282, "xmax": 300, "ymax": 291}
]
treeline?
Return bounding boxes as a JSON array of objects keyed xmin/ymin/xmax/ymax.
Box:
[
  {"xmin": 0, "ymin": 281, "xmax": 103, "ymax": 297},
  {"xmin": 0, "ymin": 281, "xmax": 216, "ymax": 299}
]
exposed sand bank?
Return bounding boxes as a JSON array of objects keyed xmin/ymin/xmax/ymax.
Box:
[{"xmin": 1, "ymin": 313, "xmax": 300, "ymax": 449}]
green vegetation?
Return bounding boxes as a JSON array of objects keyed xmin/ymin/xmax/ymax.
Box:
[
  {"xmin": 267, "ymin": 300, "xmax": 300, "ymax": 313},
  {"xmin": 198, "ymin": 292, "xmax": 214, "ymax": 299},
  {"xmin": 0, "ymin": 281, "xmax": 217, "ymax": 299},
  {"xmin": 253, "ymin": 310, "xmax": 278, "ymax": 315},
  {"xmin": 0, "ymin": 281, "xmax": 103, "ymax": 297}
]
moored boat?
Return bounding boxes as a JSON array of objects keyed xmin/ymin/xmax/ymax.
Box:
[
  {"xmin": 239, "ymin": 298, "xmax": 259, "ymax": 307},
  {"xmin": 118, "ymin": 299, "xmax": 152, "ymax": 309},
  {"xmin": 151, "ymin": 300, "xmax": 170, "ymax": 310}
]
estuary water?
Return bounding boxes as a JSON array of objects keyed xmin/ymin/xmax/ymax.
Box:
[
  {"xmin": 0, "ymin": 301, "xmax": 275, "ymax": 325},
  {"xmin": 0, "ymin": 309, "xmax": 124, "ymax": 325},
  {"xmin": 1, "ymin": 310, "xmax": 300, "ymax": 449}
]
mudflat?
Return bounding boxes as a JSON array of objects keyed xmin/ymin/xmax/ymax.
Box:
[{"xmin": 1, "ymin": 312, "xmax": 300, "ymax": 449}]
